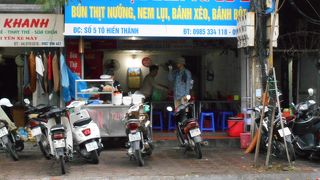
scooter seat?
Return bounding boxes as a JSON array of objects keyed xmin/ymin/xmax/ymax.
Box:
[
  {"xmin": 73, "ymin": 118, "xmax": 91, "ymax": 127},
  {"xmin": 51, "ymin": 124, "xmax": 65, "ymax": 132},
  {"xmin": 181, "ymin": 118, "xmax": 197, "ymax": 126},
  {"xmin": 32, "ymin": 118, "xmax": 48, "ymax": 123},
  {"xmin": 296, "ymin": 116, "xmax": 320, "ymax": 125}
]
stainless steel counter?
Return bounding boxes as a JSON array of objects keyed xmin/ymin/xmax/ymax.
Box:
[{"xmin": 85, "ymin": 104, "xmax": 130, "ymax": 137}]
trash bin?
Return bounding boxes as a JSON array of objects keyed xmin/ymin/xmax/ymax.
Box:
[
  {"xmin": 240, "ymin": 132, "xmax": 251, "ymax": 149},
  {"xmin": 227, "ymin": 117, "xmax": 244, "ymax": 137}
]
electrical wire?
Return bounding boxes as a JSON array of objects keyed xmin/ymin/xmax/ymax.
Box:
[
  {"xmin": 277, "ymin": 0, "xmax": 286, "ymax": 12},
  {"xmin": 289, "ymin": 0, "xmax": 320, "ymax": 25},
  {"xmin": 304, "ymin": 0, "xmax": 320, "ymax": 19}
]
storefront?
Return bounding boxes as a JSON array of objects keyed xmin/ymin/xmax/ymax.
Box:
[
  {"xmin": 0, "ymin": 12, "xmax": 64, "ymax": 126},
  {"xmin": 64, "ymin": 0, "xmax": 250, "ymax": 137}
]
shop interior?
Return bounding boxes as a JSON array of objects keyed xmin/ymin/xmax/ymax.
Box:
[
  {"xmin": 0, "ymin": 38, "xmax": 243, "ymax": 134},
  {"xmin": 66, "ymin": 38, "xmax": 243, "ymax": 133}
]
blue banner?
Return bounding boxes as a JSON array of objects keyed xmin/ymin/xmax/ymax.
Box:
[{"xmin": 65, "ymin": 0, "xmax": 250, "ymax": 37}]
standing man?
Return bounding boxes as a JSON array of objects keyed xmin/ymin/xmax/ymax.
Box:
[
  {"xmin": 140, "ymin": 65, "xmax": 168, "ymax": 102},
  {"xmin": 168, "ymin": 57, "xmax": 192, "ymax": 108}
]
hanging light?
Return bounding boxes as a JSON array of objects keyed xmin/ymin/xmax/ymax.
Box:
[{"xmin": 79, "ymin": 36, "xmax": 84, "ymax": 54}]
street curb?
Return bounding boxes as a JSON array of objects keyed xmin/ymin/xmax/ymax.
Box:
[
  {"xmin": 154, "ymin": 138, "xmax": 241, "ymax": 148},
  {"xmin": 37, "ymin": 172, "xmax": 320, "ymax": 180}
]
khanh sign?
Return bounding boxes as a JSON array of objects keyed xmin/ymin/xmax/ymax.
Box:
[
  {"xmin": 0, "ymin": 14, "xmax": 64, "ymax": 47},
  {"xmin": 64, "ymin": 0, "xmax": 250, "ymax": 38}
]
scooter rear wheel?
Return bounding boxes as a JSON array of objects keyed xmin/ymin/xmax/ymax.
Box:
[
  {"xmin": 6, "ymin": 139, "xmax": 19, "ymax": 161},
  {"xmin": 90, "ymin": 150, "xmax": 99, "ymax": 164},
  {"xmin": 60, "ymin": 155, "xmax": 66, "ymax": 175},
  {"xmin": 194, "ymin": 142, "xmax": 202, "ymax": 159},
  {"xmin": 39, "ymin": 134, "xmax": 51, "ymax": 159},
  {"xmin": 275, "ymin": 141, "xmax": 296, "ymax": 161},
  {"xmin": 135, "ymin": 149, "xmax": 144, "ymax": 167}
]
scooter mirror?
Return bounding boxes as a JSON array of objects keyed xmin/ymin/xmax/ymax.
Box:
[
  {"xmin": 186, "ymin": 95, "xmax": 191, "ymax": 100},
  {"xmin": 308, "ymin": 88, "xmax": 314, "ymax": 96},
  {"xmin": 166, "ymin": 106, "xmax": 173, "ymax": 112},
  {"xmin": 23, "ymin": 98, "xmax": 30, "ymax": 105}
]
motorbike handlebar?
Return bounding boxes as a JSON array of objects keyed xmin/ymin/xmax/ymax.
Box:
[
  {"xmin": 25, "ymin": 104, "xmax": 55, "ymax": 115},
  {"xmin": 38, "ymin": 107, "xmax": 67, "ymax": 119}
]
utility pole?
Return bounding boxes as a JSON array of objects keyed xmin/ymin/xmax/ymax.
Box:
[{"xmin": 267, "ymin": 0, "xmax": 280, "ymax": 71}]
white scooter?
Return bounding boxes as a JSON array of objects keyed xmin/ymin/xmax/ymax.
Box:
[
  {"xmin": 67, "ymin": 101, "xmax": 103, "ymax": 164},
  {"xmin": 39, "ymin": 107, "xmax": 73, "ymax": 175}
]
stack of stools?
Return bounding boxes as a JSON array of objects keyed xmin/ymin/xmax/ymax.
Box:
[
  {"xmin": 199, "ymin": 112, "xmax": 215, "ymax": 132},
  {"xmin": 152, "ymin": 111, "xmax": 164, "ymax": 131},
  {"xmin": 167, "ymin": 111, "xmax": 176, "ymax": 131},
  {"xmin": 219, "ymin": 111, "xmax": 234, "ymax": 131}
]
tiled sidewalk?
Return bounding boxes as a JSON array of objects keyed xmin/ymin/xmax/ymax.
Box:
[{"xmin": 0, "ymin": 141, "xmax": 319, "ymax": 179}]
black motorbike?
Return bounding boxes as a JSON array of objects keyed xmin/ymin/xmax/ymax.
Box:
[
  {"xmin": 0, "ymin": 99, "xmax": 24, "ymax": 161},
  {"xmin": 24, "ymin": 99, "xmax": 54, "ymax": 159},
  {"xmin": 0, "ymin": 119, "xmax": 20, "ymax": 161},
  {"xmin": 167, "ymin": 95, "xmax": 202, "ymax": 159},
  {"xmin": 288, "ymin": 88, "xmax": 320, "ymax": 159},
  {"xmin": 250, "ymin": 105, "xmax": 296, "ymax": 161}
]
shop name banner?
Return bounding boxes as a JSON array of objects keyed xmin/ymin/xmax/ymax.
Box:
[
  {"xmin": 0, "ymin": 14, "xmax": 64, "ymax": 47},
  {"xmin": 65, "ymin": 0, "xmax": 250, "ymax": 38}
]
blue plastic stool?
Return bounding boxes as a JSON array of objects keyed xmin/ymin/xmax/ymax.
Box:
[
  {"xmin": 200, "ymin": 112, "xmax": 215, "ymax": 132},
  {"xmin": 168, "ymin": 112, "xmax": 176, "ymax": 131},
  {"xmin": 219, "ymin": 111, "xmax": 234, "ymax": 131},
  {"xmin": 152, "ymin": 111, "xmax": 164, "ymax": 131}
]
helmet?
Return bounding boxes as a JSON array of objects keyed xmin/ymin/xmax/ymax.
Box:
[
  {"xmin": 0, "ymin": 98, "xmax": 13, "ymax": 107},
  {"xmin": 176, "ymin": 57, "xmax": 186, "ymax": 65}
]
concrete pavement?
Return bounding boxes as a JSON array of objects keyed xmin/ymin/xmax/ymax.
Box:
[{"xmin": 0, "ymin": 140, "xmax": 319, "ymax": 180}]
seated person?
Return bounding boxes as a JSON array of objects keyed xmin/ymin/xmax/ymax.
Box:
[{"xmin": 0, "ymin": 98, "xmax": 17, "ymax": 131}]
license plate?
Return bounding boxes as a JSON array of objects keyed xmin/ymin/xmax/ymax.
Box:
[
  {"xmin": 53, "ymin": 139, "xmax": 65, "ymax": 148},
  {"xmin": 128, "ymin": 133, "xmax": 141, "ymax": 142},
  {"xmin": 85, "ymin": 141, "xmax": 98, "ymax": 152},
  {"xmin": 278, "ymin": 127, "xmax": 291, "ymax": 137},
  {"xmin": 0, "ymin": 127, "xmax": 8, "ymax": 138},
  {"xmin": 190, "ymin": 128, "xmax": 201, "ymax": 137},
  {"xmin": 31, "ymin": 127, "xmax": 42, "ymax": 137}
]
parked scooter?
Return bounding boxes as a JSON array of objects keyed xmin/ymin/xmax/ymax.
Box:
[
  {"xmin": 66, "ymin": 100, "xmax": 103, "ymax": 164},
  {"xmin": 289, "ymin": 88, "xmax": 320, "ymax": 159},
  {"xmin": 0, "ymin": 98, "xmax": 22, "ymax": 161},
  {"xmin": 39, "ymin": 107, "xmax": 73, "ymax": 175},
  {"xmin": 166, "ymin": 95, "xmax": 203, "ymax": 159},
  {"xmin": 24, "ymin": 99, "xmax": 54, "ymax": 159},
  {"xmin": 249, "ymin": 105, "xmax": 296, "ymax": 161},
  {"xmin": 122, "ymin": 102, "xmax": 153, "ymax": 166}
]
